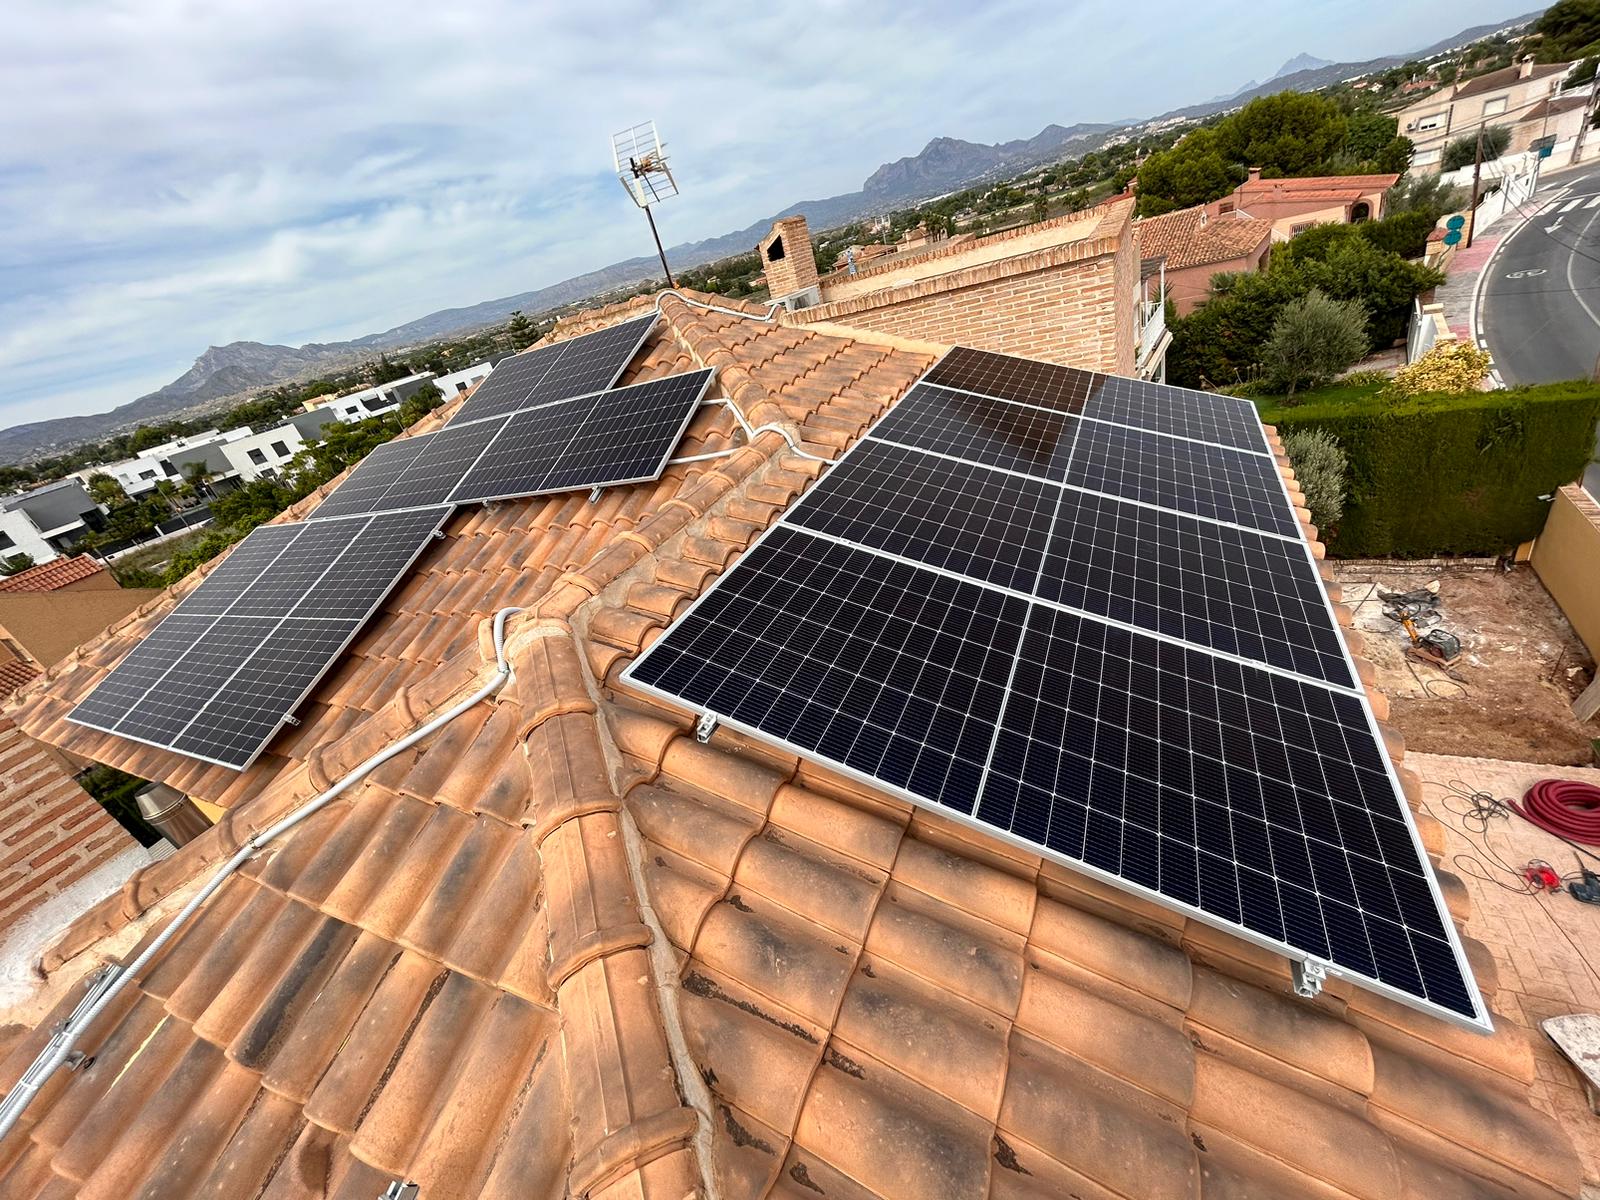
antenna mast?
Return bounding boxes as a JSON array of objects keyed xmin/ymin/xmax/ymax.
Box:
[{"xmin": 612, "ymin": 120, "xmax": 679, "ymax": 288}]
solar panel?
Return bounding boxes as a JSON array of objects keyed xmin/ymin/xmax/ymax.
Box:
[
  {"xmin": 68, "ymin": 507, "xmax": 449, "ymax": 769},
  {"xmin": 307, "ymin": 369, "xmax": 714, "ymax": 520},
  {"xmin": 448, "ymin": 312, "xmax": 658, "ymax": 425},
  {"xmin": 623, "ymin": 347, "xmax": 1488, "ymax": 1031},
  {"xmin": 448, "ymin": 369, "xmax": 715, "ymax": 503}
]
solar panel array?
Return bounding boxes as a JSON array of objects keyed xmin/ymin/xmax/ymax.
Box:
[
  {"xmin": 70, "ymin": 508, "xmax": 450, "ymax": 769},
  {"xmin": 71, "ymin": 314, "xmax": 704, "ymax": 772},
  {"xmin": 623, "ymin": 347, "xmax": 1489, "ymax": 1030},
  {"xmin": 448, "ymin": 313, "xmax": 659, "ymax": 425},
  {"xmin": 308, "ymin": 369, "xmax": 715, "ymax": 520}
]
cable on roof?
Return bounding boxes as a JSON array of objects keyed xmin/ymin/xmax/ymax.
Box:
[
  {"xmin": 0, "ymin": 605, "xmax": 527, "ymax": 1146},
  {"xmin": 653, "ymin": 289, "xmax": 782, "ymax": 323}
]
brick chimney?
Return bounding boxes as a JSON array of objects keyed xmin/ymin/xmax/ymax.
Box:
[
  {"xmin": 1247, "ymin": 167, "xmax": 1263, "ymax": 182},
  {"xmin": 1520, "ymin": 55, "xmax": 1536, "ymax": 79},
  {"xmin": 759, "ymin": 216, "xmax": 819, "ymax": 299}
]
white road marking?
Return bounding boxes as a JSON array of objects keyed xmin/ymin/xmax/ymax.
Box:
[
  {"xmin": 1587, "ymin": 195, "xmax": 1600, "ymax": 209},
  {"xmin": 1561, "ymin": 197, "xmax": 1584, "ymax": 212},
  {"xmin": 1565, "ymin": 204, "xmax": 1600, "ymax": 333}
]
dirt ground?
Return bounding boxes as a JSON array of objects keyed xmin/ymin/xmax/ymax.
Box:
[{"xmin": 1333, "ymin": 562, "xmax": 1600, "ymax": 766}]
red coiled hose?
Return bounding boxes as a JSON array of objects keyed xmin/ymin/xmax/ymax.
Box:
[{"xmin": 1515, "ymin": 780, "xmax": 1600, "ymax": 848}]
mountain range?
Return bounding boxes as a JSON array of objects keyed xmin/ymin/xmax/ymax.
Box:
[{"xmin": 0, "ymin": 6, "xmax": 1549, "ymax": 463}]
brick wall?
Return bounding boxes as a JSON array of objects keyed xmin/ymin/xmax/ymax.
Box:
[
  {"xmin": 795, "ymin": 242, "xmax": 1131, "ymax": 373},
  {"xmin": 760, "ymin": 216, "xmax": 819, "ymax": 299},
  {"xmin": 0, "ymin": 719, "xmax": 136, "ymax": 927},
  {"xmin": 793, "ymin": 200, "xmax": 1138, "ymax": 374}
]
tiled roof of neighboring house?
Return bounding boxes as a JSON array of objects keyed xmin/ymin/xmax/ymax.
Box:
[
  {"xmin": 1135, "ymin": 205, "xmax": 1273, "ymax": 272},
  {"xmin": 0, "ymin": 555, "xmax": 105, "ymax": 593},
  {"xmin": 0, "ymin": 291, "xmax": 1585, "ymax": 1199},
  {"xmin": 1453, "ymin": 62, "xmax": 1569, "ymax": 99},
  {"xmin": 1233, "ymin": 172, "xmax": 1400, "ymax": 205},
  {"xmin": 0, "ymin": 659, "xmax": 40, "ymax": 701},
  {"xmin": 1522, "ymin": 93, "xmax": 1590, "ymax": 121}
]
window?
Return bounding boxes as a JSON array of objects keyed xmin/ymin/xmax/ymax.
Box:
[
  {"xmin": 1414, "ymin": 111, "xmax": 1447, "ymax": 132},
  {"xmin": 248, "ymin": 448, "xmax": 267, "ymax": 466},
  {"xmin": 456, "ymin": 381, "xmax": 469, "ymax": 393},
  {"xmin": 1217, "ymin": 200, "xmax": 1234, "ymax": 215},
  {"xmin": 139, "ymin": 469, "xmax": 158, "ymax": 481},
  {"xmin": 1482, "ymin": 96, "xmax": 1507, "ymax": 116},
  {"xmin": 270, "ymin": 440, "xmax": 289, "ymax": 458},
  {"xmin": 0, "ymin": 533, "xmax": 14, "ymax": 551}
]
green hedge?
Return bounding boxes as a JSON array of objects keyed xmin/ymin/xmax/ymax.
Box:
[{"xmin": 1260, "ymin": 381, "xmax": 1600, "ymax": 558}]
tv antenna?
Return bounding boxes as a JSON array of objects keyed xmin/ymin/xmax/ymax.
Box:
[{"xmin": 612, "ymin": 120, "xmax": 679, "ymax": 288}]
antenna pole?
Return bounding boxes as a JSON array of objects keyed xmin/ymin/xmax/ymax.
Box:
[{"xmin": 645, "ymin": 205, "xmax": 675, "ymax": 288}]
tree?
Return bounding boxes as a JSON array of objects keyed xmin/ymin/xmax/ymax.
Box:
[
  {"xmin": 86, "ymin": 472, "xmax": 125, "ymax": 507},
  {"xmin": 1285, "ymin": 233, "xmax": 1444, "ymax": 346},
  {"xmin": 1534, "ymin": 0, "xmax": 1600, "ymax": 61},
  {"xmin": 1385, "ymin": 173, "xmax": 1468, "ymax": 223},
  {"xmin": 1031, "ymin": 195, "xmax": 1049, "ymax": 223},
  {"xmin": 506, "ymin": 310, "xmax": 532, "ymax": 348},
  {"xmin": 0, "ymin": 554, "xmax": 34, "ymax": 577},
  {"xmin": 1441, "ymin": 125, "xmax": 1511, "ymax": 172},
  {"xmin": 1345, "ymin": 110, "xmax": 1400, "ymax": 162},
  {"xmin": 1261, "ymin": 290, "xmax": 1369, "ymax": 396},
  {"xmin": 1212, "ymin": 92, "xmax": 1349, "ymax": 178},
  {"xmin": 1134, "ymin": 128, "xmax": 1242, "ymax": 215},
  {"xmin": 1281, "ymin": 429, "xmax": 1348, "ymax": 531},
  {"xmin": 397, "ymin": 383, "xmax": 445, "ymax": 427}
]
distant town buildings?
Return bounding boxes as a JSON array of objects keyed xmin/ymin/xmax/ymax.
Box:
[
  {"xmin": 1393, "ymin": 57, "xmax": 1587, "ymax": 169},
  {"xmin": 0, "ymin": 479, "xmax": 103, "ymax": 565}
]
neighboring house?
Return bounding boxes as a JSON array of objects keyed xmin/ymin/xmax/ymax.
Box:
[
  {"xmin": 0, "ymin": 554, "xmax": 160, "ymax": 673},
  {"xmin": 74, "ymin": 429, "xmax": 255, "ymax": 500},
  {"xmin": 1393, "ymin": 57, "xmax": 1575, "ymax": 169},
  {"xmin": 0, "ymin": 479, "xmax": 104, "ymax": 565},
  {"xmin": 1510, "ymin": 92, "xmax": 1595, "ymax": 156},
  {"xmin": 830, "ymin": 242, "xmax": 897, "ymax": 273},
  {"xmin": 219, "ymin": 425, "xmax": 306, "ymax": 482},
  {"xmin": 0, "ymin": 292, "xmax": 1582, "ymax": 1200},
  {"xmin": 315, "ymin": 371, "xmax": 437, "ymax": 423},
  {"xmin": 1135, "ymin": 203, "xmax": 1274, "ymax": 315},
  {"xmin": 433, "ymin": 359, "xmax": 501, "ymax": 398},
  {"xmin": 770, "ymin": 200, "xmax": 1167, "ymax": 379},
  {"xmin": 1208, "ymin": 169, "xmax": 1400, "ymax": 239}
]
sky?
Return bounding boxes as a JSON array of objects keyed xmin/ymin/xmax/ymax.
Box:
[{"xmin": 0, "ymin": 0, "xmax": 1532, "ymax": 435}]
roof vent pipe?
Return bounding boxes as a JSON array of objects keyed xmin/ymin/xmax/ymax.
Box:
[{"xmin": 134, "ymin": 783, "xmax": 211, "ymax": 847}]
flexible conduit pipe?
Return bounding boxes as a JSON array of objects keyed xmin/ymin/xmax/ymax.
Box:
[{"xmin": 0, "ymin": 605, "xmax": 525, "ymax": 1144}]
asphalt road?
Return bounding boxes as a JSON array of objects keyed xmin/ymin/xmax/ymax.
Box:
[
  {"xmin": 1480, "ymin": 162, "xmax": 1600, "ymax": 491},
  {"xmin": 1480, "ymin": 163, "xmax": 1600, "ymax": 387}
]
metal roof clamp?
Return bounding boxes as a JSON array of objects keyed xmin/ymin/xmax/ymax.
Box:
[
  {"xmin": 695, "ymin": 712, "xmax": 718, "ymax": 744},
  {"xmin": 1292, "ymin": 958, "xmax": 1328, "ymax": 999}
]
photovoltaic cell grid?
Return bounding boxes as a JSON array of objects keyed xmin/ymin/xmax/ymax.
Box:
[
  {"xmin": 68, "ymin": 507, "xmax": 449, "ymax": 769},
  {"xmin": 924, "ymin": 344, "xmax": 1267, "ymax": 454},
  {"xmin": 624, "ymin": 346, "xmax": 1487, "ymax": 1029},
  {"xmin": 447, "ymin": 313, "xmax": 659, "ymax": 425},
  {"xmin": 305, "ymin": 369, "xmax": 716, "ymax": 520}
]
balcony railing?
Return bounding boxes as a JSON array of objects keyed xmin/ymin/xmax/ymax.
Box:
[{"xmin": 1136, "ymin": 298, "xmax": 1166, "ymax": 367}]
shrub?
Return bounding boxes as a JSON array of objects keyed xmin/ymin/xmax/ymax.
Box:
[
  {"xmin": 1441, "ymin": 125, "xmax": 1511, "ymax": 172},
  {"xmin": 1341, "ymin": 369, "xmax": 1392, "ymax": 389},
  {"xmin": 1260, "ymin": 380, "xmax": 1600, "ymax": 556},
  {"xmin": 1262, "ymin": 290, "xmax": 1369, "ymax": 396},
  {"xmin": 1389, "ymin": 341, "xmax": 1492, "ymax": 397},
  {"xmin": 1385, "ymin": 173, "xmax": 1469, "ymax": 224},
  {"xmin": 1282, "ymin": 428, "xmax": 1349, "ymax": 532}
]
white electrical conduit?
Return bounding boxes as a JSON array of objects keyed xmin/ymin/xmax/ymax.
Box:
[{"xmin": 0, "ymin": 605, "xmax": 526, "ymax": 1145}]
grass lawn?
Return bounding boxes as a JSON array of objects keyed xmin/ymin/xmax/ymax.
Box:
[{"xmin": 1253, "ymin": 376, "xmax": 1389, "ymax": 420}]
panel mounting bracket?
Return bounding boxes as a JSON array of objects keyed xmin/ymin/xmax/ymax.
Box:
[
  {"xmin": 282, "ymin": 715, "xmax": 301, "ymax": 728},
  {"xmin": 589, "ymin": 485, "xmax": 606, "ymax": 504},
  {"xmin": 1292, "ymin": 958, "xmax": 1328, "ymax": 999},
  {"xmin": 694, "ymin": 712, "xmax": 718, "ymax": 744}
]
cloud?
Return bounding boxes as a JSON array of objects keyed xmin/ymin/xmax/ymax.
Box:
[{"xmin": 0, "ymin": 0, "xmax": 1523, "ymax": 432}]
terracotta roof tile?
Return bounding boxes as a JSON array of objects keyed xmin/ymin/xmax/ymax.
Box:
[
  {"xmin": 0, "ymin": 555, "xmax": 104, "ymax": 593},
  {"xmin": 1453, "ymin": 62, "xmax": 1567, "ymax": 99},
  {"xmin": 0, "ymin": 660, "xmax": 40, "ymax": 700},
  {"xmin": 1137, "ymin": 204, "xmax": 1274, "ymax": 272},
  {"xmin": 0, "ymin": 289, "xmax": 1586, "ymax": 1199}
]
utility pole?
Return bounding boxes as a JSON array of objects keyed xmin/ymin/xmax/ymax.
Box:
[{"xmin": 1466, "ymin": 125, "xmax": 1485, "ymax": 249}]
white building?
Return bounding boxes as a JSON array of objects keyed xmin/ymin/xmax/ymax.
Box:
[
  {"xmin": 75, "ymin": 429, "xmax": 253, "ymax": 498},
  {"xmin": 220, "ymin": 426, "xmax": 306, "ymax": 481},
  {"xmin": 318, "ymin": 372, "xmax": 436, "ymax": 424},
  {"xmin": 433, "ymin": 359, "xmax": 499, "ymax": 399},
  {"xmin": 0, "ymin": 480, "xmax": 104, "ymax": 564}
]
